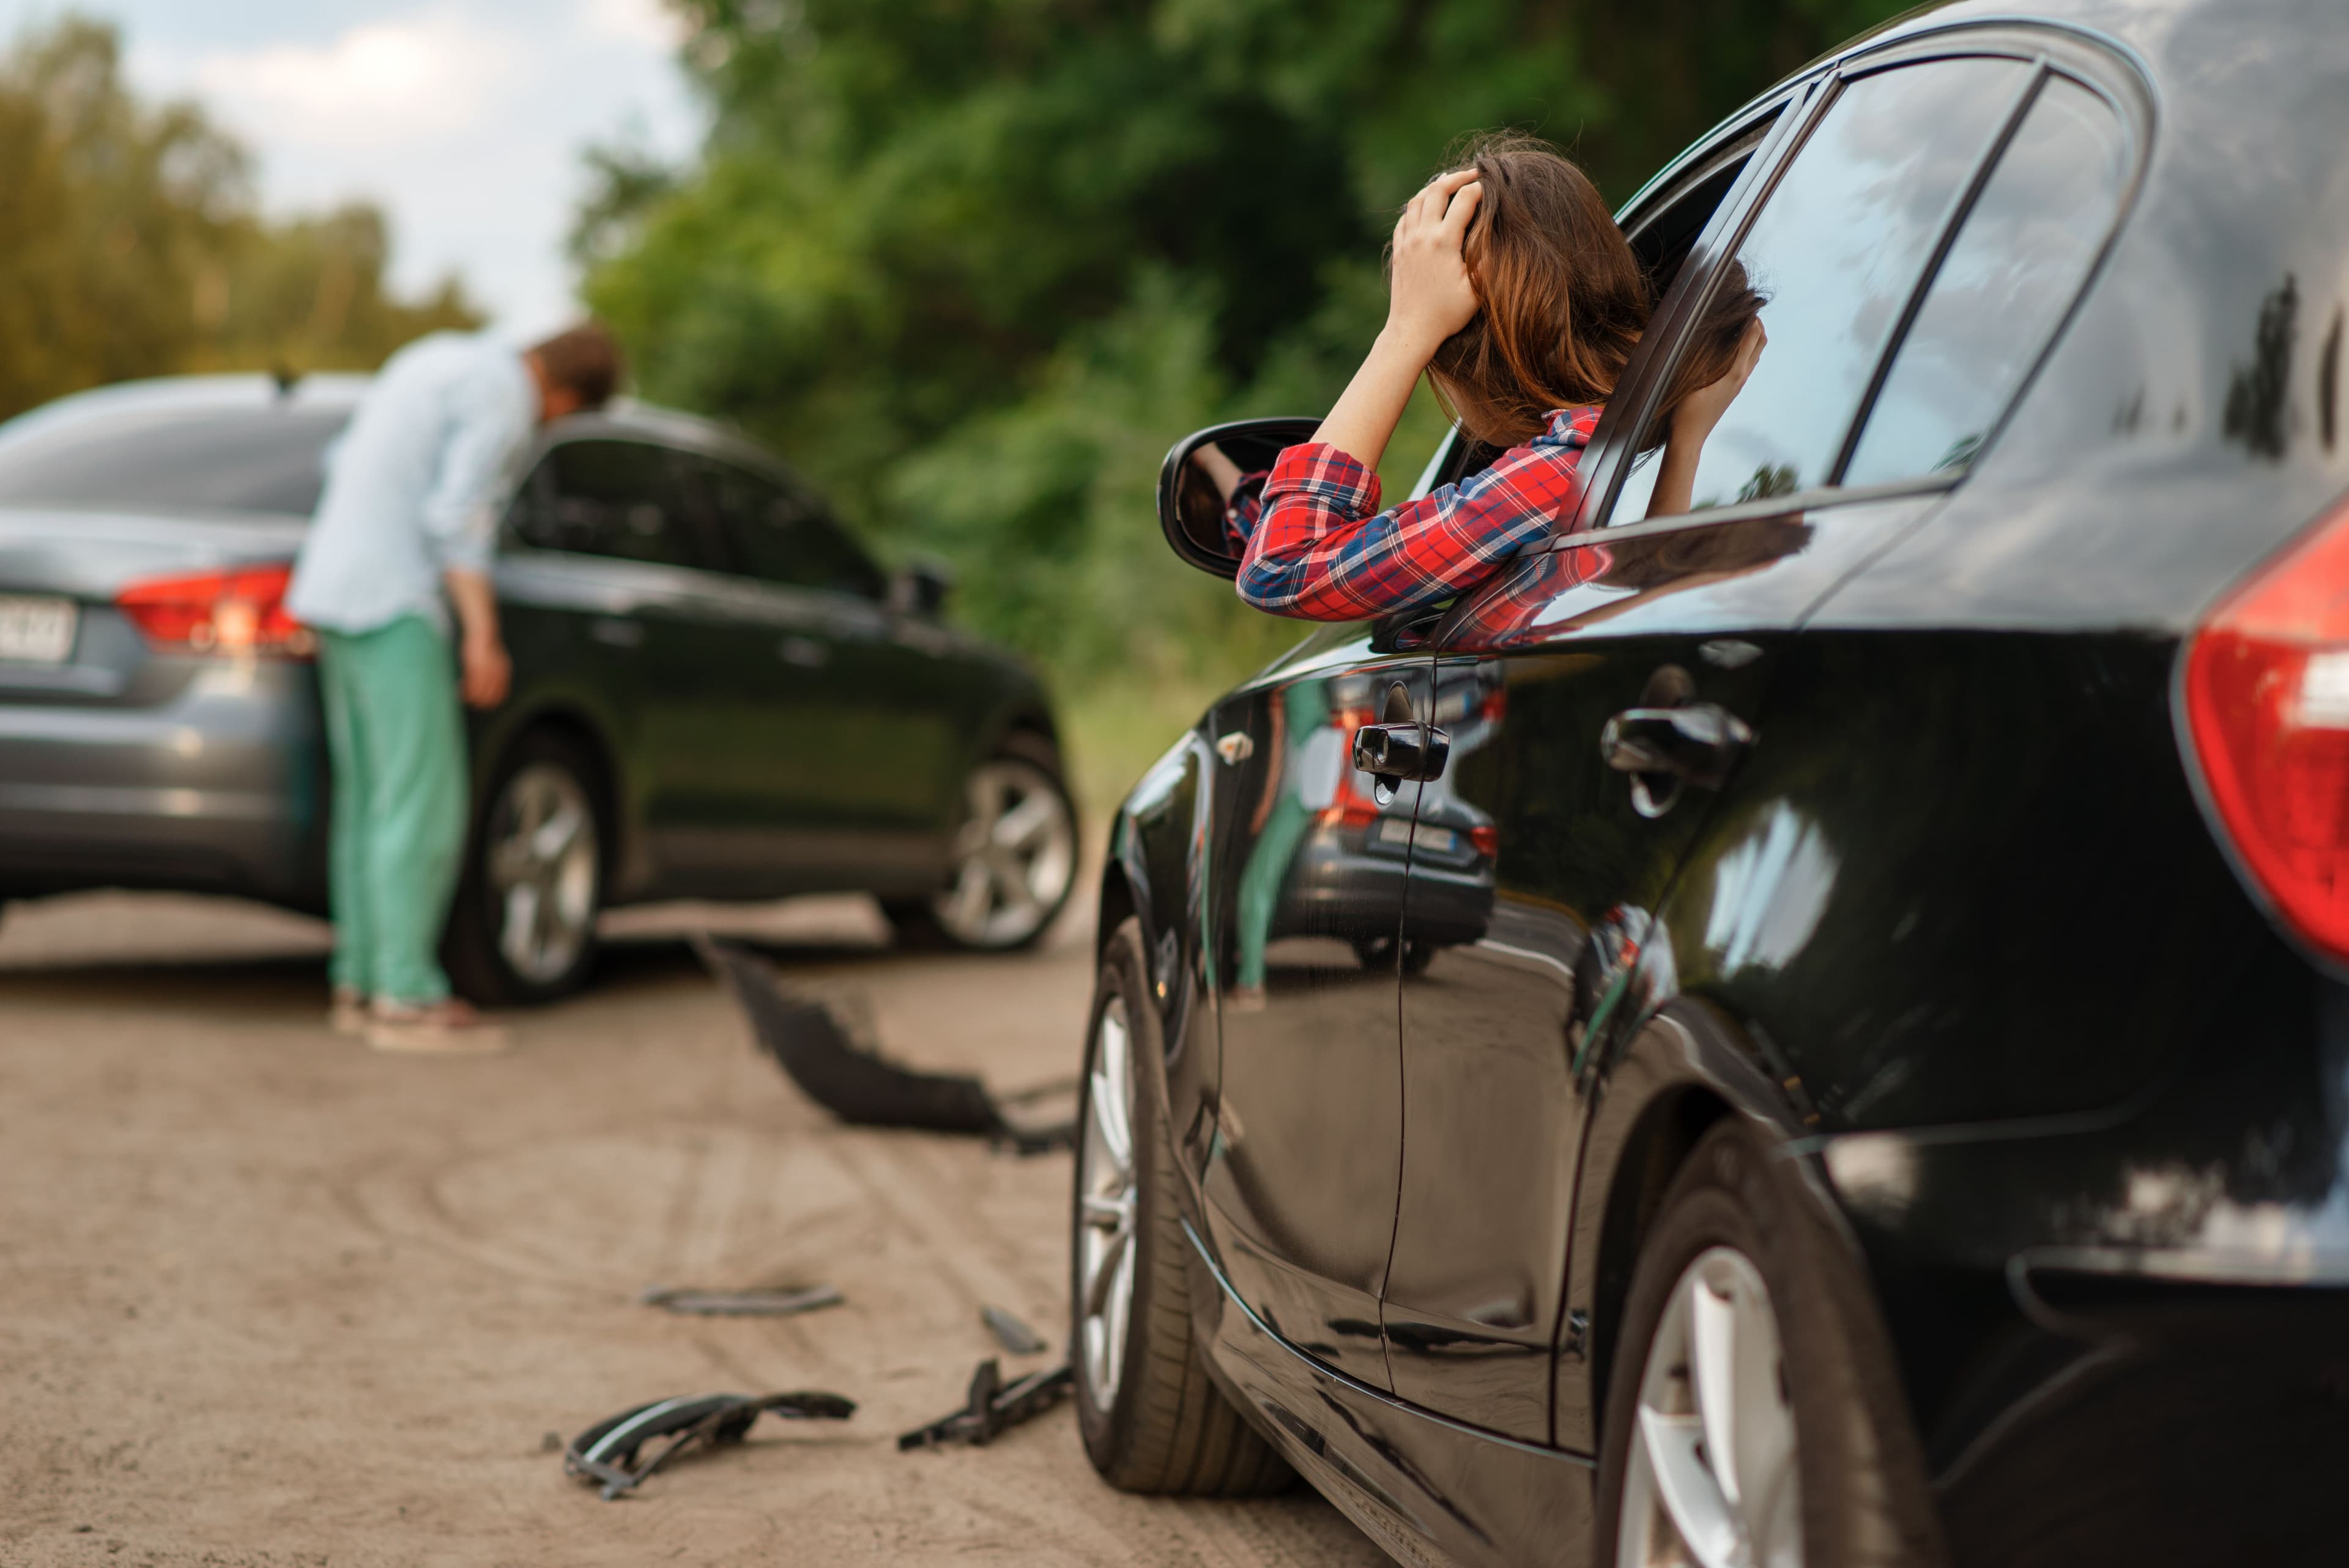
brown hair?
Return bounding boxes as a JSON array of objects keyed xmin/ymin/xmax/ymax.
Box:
[
  {"xmin": 529, "ymin": 322, "xmax": 625, "ymax": 411},
  {"xmin": 1423, "ymin": 133, "xmax": 1767, "ymax": 451},
  {"xmin": 1425, "ymin": 132, "xmax": 1648, "ymax": 448}
]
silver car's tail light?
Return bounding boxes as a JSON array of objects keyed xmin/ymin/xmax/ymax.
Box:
[{"xmin": 115, "ymin": 563, "xmax": 314, "ymax": 659}]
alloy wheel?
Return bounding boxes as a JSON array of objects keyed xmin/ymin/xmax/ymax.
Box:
[
  {"xmin": 486, "ymin": 761, "xmax": 600, "ymax": 984},
  {"xmin": 931, "ymin": 757, "xmax": 1075, "ymax": 948},
  {"xmin": 1077, "ymin": 996, "xmax": 1138, "ymax": 1411},
  {"xmin": 1618, "ymin": 1246, "xmax": 1802, "ymax": 1568}
]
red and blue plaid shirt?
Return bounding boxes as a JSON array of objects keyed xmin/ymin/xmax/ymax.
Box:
[{"xmin": 1233, "ymin": 405, "xmax": 1602, "ymax": 621}]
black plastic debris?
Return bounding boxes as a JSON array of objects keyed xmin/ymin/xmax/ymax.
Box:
[
  {"xmin": 692, "ymin": 934, "xmax": 1075, "ymax": 1153},
  {"xmin": 564, "ymin": 1389, "xmax": 855, "ymax": 1499},
  {"xmin": 897, "ymin": 1359, "xmax": 1074, "ymax": 1451},
  {"xmin": 980, "ymin": 1304, "xmax": 1047, "ymax": 1355},
  {"xmin": 638, "ymin": 1284, "xmax": 844, "ymax": 1317}
]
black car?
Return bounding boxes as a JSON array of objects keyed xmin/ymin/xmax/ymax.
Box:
[
  {"xmin": 1069, "ymin": 2, "xmax": 2349, "ymax": 1564},
  {"xmin": 0, "ymin": 377, "xmax": 1075, "ymax": 1001}
]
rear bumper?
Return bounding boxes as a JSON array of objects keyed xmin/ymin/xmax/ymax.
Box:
[{"xmin": 0, "ymin": 659, "xmax": 326, "ymax": 908}]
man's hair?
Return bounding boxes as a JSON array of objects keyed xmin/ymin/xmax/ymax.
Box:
[{"xmin": 529, "ymin": 322, "xmax": 625, "ymax": 411}]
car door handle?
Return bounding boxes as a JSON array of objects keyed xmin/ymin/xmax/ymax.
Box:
[
  {"xmin": 1599, "ymin": 704, "xmax": 1752, "ymax": 790},
  {"xmin": 589, "ymin": 617, "xmax": 644, "ymax": 649},
  {"xmin": 1353, "ymin": 722, "xmax": 1450, "ymax": 782},
  {"xmin": 778, "ymin": 635, "xmax": 831, "ymax": 669}
]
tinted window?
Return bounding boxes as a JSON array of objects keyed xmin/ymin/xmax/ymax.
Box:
[
  {"xmin": 1844, "ymin": 78, "xmax": 2127, "ymax": 485},
  {"xmin": 701, "ymin": 458, "xmax": 885, "ymax": 598},
  {"xmin": 528, "ymin": 440, "xmax": 705, "ymax": 569},
  {"xmin": 1618, "ymin": 58, "xmax": 2031, "ymax": 520},
  {"xmin": 0, "ymin": 406, "xmax": 348, "ymax": 515}
]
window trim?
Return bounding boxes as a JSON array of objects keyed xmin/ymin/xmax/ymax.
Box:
[{"xmin": 1581, "ymin": 20, "xmax": 2153, "ymax": 533}]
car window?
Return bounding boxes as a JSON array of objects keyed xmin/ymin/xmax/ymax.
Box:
[
  {"xmin": 1842, "ymin": 77, "xmax": 2128, "ymax": 485},
  {"xmin": 700, "ymin": 458, "xmax": 886, "ymax": 599},
  {"xmin": 1616, "ymin": 57, "xmax": 2033, "ymax": 522},
  {"xmin": 0, "ymin": 406, "xmax": 349, "ymax": 516},
  {"xmin": 530, "ymin": 440, "xmax": 706, "ymax": 569}
]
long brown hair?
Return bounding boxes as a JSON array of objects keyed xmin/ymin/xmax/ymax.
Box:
[{"xmin": 1422, "ymin": 132, "xmax": 1764, "ymax": 450}]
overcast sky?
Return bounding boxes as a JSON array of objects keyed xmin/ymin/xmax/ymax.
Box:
[{"xmin": 0, "ymin": 1, "xmax": 707, "ymax": 340}]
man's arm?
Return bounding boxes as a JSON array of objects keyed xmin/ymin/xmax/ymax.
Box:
[
  {"xmin": 422, "ymin": 363, "xmax": 533, "ymax": 708},
  {"xmin": 444, "ymin": 567, "xmax": 510, "ymax": 709}
]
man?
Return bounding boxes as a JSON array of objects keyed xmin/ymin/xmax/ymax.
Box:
[{"xmin": 288, "ymin": 324, "xmax": 622, "ymax": 1052}]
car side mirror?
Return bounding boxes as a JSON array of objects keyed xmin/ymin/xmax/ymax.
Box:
[
  {"xmin": 1156, "ymin": 417, "xmax": 1321, "ymax": 579},
  {"xmin": 890, "ymin": 559, "xmax": 955, "ymax": 619}
]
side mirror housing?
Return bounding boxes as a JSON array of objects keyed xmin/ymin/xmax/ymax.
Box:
[
  {"xmin": 890, "ymin": 559, "xmax": 955, "ymax": 619},
  {"xmin": 1156, "ymin": 417, "xmax": 1321, "ymax": 579}
]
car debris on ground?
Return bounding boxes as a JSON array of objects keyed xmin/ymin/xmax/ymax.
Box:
[
  {"xmin": 980, "ymin": 1304, "xmax": 1047, "ymax": 1354},
  {"xmin": 637, "ymin": 1283, "xmax": 845, "ymax": 1317},
  {"xmin": 563, "ymin": 1389, "xmax": 856, "ymax": 1499},
  {"xmin": 897, "ymin": 1358, "xmax": 1074, "ymax": 1451},
  {"xmin": 693, "ymin": 934, "xmax": 1076, "ymax": 1153}
]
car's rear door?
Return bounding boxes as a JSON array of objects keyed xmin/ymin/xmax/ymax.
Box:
[{"xmin": 1380, "ymin": 43, "xmax": 2118, "ymax": 1446}]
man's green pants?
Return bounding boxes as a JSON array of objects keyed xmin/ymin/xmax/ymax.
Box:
[{"xmin": 315, "ymin": 616, "xmax": 467, "ymax": 1006}]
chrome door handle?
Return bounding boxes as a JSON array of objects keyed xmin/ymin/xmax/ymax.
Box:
[
  {"xmin": 778, "ymin": 635, "xmax": 831, "ymax": 669},
  {"xmin": 589, "ymin": 617, "xmax": 644, "ymax": 649},
  {"xmin": 1353, "ymin": 722, "xmax": 1450, "ymax": 783},
  {"xmin": 1599, "ymin": 704, "xmax": 1752, "ymax": 790}
]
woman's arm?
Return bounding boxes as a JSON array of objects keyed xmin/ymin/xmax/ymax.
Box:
[
  {"xmin": 1312, "ymin": 169, "xmax": 1485, "ymax": 471},
  {"xmin": 1646, "ymin": 317, "xmax": 1767, "ymax": 519}
]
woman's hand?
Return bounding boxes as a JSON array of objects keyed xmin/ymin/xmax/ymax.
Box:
[
  {"xmin": 1385, "ymin": 168, "xmax": 1485, "ymax": 353},
  {"xmin": 1671, "ymin": 316, "xmax": 1767, "ymax": 442}
]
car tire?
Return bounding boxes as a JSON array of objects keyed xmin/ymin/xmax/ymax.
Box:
[
  {"xmin": 443, "ymin": 729, "xmax": 607, "ymax": 1007},
  {"xmin": 884, "ymin": 730, "xmax": 1077, "ymax": 953},
  {"xmin": 1595, "ymin": 1120, "xmax": 1948, "ymax": 1568},
  {"xmin": 1072, "ymin": 916, "xmax": 1293, "ymax": 1495}
]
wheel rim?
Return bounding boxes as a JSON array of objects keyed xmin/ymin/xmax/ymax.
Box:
[
  {"xmin": 930, "ymin": 757, "xmax": 1075, "ymax": 947},
  {"xmin": 1077, "ymin": 996, "xmax": 1137, "ymax": 1411},
  {"xmin": 1617, "ymin": 1246, "xmax": 1802, "ymax": 1568},
  {"xmin": 486, "ymin": 761, "xmax": 599, "ymax": 984}
]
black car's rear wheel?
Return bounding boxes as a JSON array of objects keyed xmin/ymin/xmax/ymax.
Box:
[
  {"xmin": 1072, "ymin": 916, "xmax": 1291, "ymax": 1495},
  {"xmin": 1596, "ymin": 1121, "xmax": 1946, "ymax": 1568},
  {"xmin": 885, "ymin": 732, "xmax": 1076, "ymax": 952},
  {"xmin": 445, "ymin": 729, "xmax": 606, "ymax": 1006}
]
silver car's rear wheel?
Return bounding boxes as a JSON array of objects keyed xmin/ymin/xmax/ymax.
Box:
[
  {"xmin": 487, "ymin": 761, "xmax": 601, "ymax": 986},
  {"xmin": 1617, "ymin": 1246, "xmax": 1803, "ymax": 1568}
]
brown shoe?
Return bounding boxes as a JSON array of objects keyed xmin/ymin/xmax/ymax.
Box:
[{"xmin": 365, "ymin": 997, "xmax": 509, "ymax": 1055}]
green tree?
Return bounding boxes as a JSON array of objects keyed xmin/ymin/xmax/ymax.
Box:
[
  {"xmin": 0, "ymin": 17, "xmax": 480, "ymax": 423},
  {"xmin": 583, "ymin": 0, "xmax": 1920, "ymax": 690}
]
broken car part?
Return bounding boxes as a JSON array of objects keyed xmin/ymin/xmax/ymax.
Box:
[
  {"xmin": 897, "ymin": 1359, "xmax": 1074, "ymax": 1451},
  {"xmin": 564, "ymin": 1389, "xmax": 855, "ymax": 1499},
  {"xmin": 692, "ymin": 934, "xmax": 1075, "ymax": 1153},
  {"xmin": 980, "ymin": 1304, "xmax": 1047, "ymax": 1355},
  {"xmin": 637, "ymin": 1284, "xmax": 844, "ymax": 1317}
]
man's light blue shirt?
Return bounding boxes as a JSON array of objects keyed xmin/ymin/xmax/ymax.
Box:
[{"xmin": 288, "ymin": 332, "xmax": 536, "ymax": 636}]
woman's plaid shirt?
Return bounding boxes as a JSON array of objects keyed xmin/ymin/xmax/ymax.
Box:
[{"xmin": 1234, "ymin": 405, "xmax": 1601, "ymax": 621}]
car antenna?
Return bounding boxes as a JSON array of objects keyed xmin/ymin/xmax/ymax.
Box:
[{"xmin": 270, "ymin": 365, "xmax": 300, "ymax": 401}]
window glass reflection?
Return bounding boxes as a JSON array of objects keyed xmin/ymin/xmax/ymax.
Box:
[
  {"xmin": 1844, "ymin": 80, "xmax": 2127, "ymax": 485},
  {"xmin": 1641, "ymin": 58, "xmax": 2027, "ymax": 519}
]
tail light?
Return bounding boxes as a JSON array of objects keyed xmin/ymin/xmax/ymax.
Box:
[
  {"xmin": 2183, "ymin": 491, "xmax": 2349, "ymax": 959},
  {"xmin": 116, "ymin": 564, "xmax": 313, "ymax": 659}
]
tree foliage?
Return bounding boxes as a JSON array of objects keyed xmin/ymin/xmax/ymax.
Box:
[
  {"xmin": 0, "ymin": 17, "xmax": 480, "ymax": 424},
  {"xmin": 583, "ymin": 0, "xmax": 1920, "ymax": 686}
]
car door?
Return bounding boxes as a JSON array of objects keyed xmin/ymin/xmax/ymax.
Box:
[
  {"xmin": 1379, "ymin": 46, "xmax": 2080, "ymax": 1444},
  {"xmin": 685, "ymin": 453, "xmax": 962, "ymax": 888},
  {"xmin": 503, "ymin": 434, "xmax": 763, "ymax": 891},
  {"xmin": 1197, "ymin": 625, "xmax": 1433, "ymax": 1387}
]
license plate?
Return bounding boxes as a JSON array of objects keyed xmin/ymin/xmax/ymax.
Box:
[
  {"xmin": 0, "ymin": 596, "xmax": 75, "ymax": 663},
  {"xmin": 1376, "ymin": 817, "xmax": 1457, "ymax": 853}
]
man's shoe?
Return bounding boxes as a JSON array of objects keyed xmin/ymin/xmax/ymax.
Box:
[
  {"xmin": 365, "ymin": 997, "xmax": 510, "ymax": 1055},
  {"xmin": 330, "ymin": 987, "xmax": 368, "ymax": 1036}
]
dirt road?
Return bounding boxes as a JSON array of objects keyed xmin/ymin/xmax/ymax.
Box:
[{"xmin": 0, "ymin": 890, "xmax": 1384, "ymax": 1567}]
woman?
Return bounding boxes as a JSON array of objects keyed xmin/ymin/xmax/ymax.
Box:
[{"xmin": 1237, "ymin": 132, "xmax": 1765, "ymax": 620}]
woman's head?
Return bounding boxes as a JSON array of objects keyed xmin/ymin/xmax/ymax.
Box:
[
  {"xmin": 1424, "ymin": 132, "xmax": 1648, "ymax": 448},
  {"xmin": 1422, "ymin": 132, "xmax": 1767, "ymax": 450}
]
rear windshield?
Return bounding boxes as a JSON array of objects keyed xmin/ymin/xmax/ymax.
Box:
[{"xmin": 0, "ymin": 405, "xmax": 351, "ymax": 516}]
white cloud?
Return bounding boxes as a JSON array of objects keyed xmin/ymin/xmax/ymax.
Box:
[{"xmin": 184, "ymin": 11, "xmax": 525, "ymax": 145}]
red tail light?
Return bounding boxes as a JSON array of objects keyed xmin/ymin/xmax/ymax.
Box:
[
  {"xmin": 2183, "ymin": 492, "xmax": 2349, "ymax": 959},
  {"xmin": 116, "ymin": 564, "xmax": 313, "ymax": 659}
]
